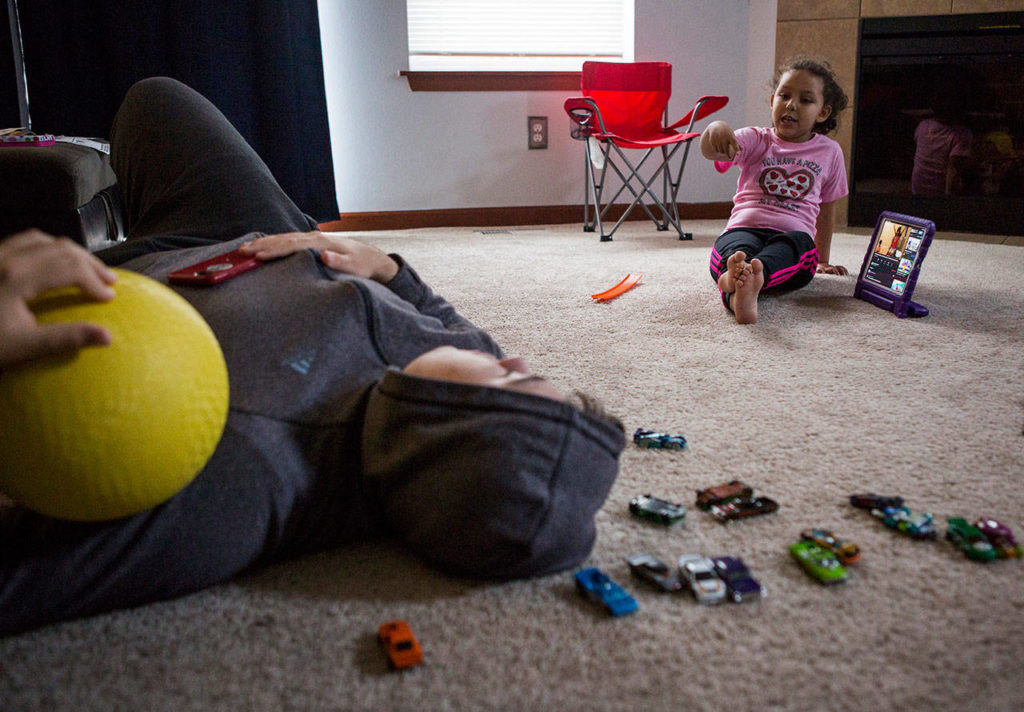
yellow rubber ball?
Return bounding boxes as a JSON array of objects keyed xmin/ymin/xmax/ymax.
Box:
[{"xmin": 0, "ymin": 268, "xmax": 229, "ymax": 521}]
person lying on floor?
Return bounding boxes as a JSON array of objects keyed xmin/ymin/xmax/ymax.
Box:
[{"xmin": 0, "ymin": 77, "xmax": 625, "ymax": 638}]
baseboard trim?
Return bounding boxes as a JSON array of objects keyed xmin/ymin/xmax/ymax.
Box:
[{"xmin": 318, "ymin": 203, "xmax": 733, "ymax": 232}]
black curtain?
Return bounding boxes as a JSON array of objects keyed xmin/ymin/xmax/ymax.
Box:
[{"xmin": 1, "ymin": 0, "xmax": 338, "ymax": 222}]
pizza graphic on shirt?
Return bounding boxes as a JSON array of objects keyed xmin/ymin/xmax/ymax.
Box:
[{"xmin": 759, "ymin": 167, "xmax": 814, "ymax": 200}]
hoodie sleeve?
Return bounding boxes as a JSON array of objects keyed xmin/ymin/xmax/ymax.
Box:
[{"xmin": 381, "ymin": 254, "xmax": 477, "ymax": 330}]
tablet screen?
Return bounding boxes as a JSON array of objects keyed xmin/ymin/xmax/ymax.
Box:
[{"xmin": 860, "ymin": 217, "xmax": 928, "ymax": 295}]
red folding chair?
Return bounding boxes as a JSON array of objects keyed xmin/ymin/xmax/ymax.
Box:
[{"xmin": 564, "ymin": 61, "xmax": 728, "ymax": 241}]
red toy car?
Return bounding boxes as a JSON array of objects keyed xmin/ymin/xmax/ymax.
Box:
[
  {"xmin": 378, "ymin": 620, "xmax": 423, "ymax": 669},
  {"xmin": 695, "ymin": 480, "xmax": 752, "ymax": 511}
]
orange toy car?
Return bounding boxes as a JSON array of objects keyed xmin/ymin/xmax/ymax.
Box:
[{"xmin": 378, "ymin": 620, "xmax": 423, "ymax": 670}]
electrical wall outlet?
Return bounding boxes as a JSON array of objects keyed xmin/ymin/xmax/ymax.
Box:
[{"xmin": 528, "ymin": 116, "xmax": 547, "ymax": 149}]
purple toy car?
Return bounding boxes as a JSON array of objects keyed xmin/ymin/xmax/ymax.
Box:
[
  {"xmin": 974, "ymin": 517, "xmax": 1023, "ymax": 559},
  {"xmin": 710, "ymin": 556, "xmax": 766, "ymax": 603}
]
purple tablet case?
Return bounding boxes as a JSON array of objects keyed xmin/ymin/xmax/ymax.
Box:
[{"xmin": 854, "ymin": 211, "xmax": 934, "ymax": 318}]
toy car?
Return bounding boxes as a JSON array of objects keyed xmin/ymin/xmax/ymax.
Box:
[
  {"xmin": 709, "ymin": 496, "xmax": 779, "ymax": 523},
  {"xmin": 629, "ymin": 494, "xmax": 687, "ymax": 525},
  {"xmin": 789, "ymin": 541, "xmax": 847, "ymax": 585},
  {"xmin": 677, "ymin": 554, "xmax": 726, "ymax": 604},
  {"xmin": 974, "ymin": 517, "xmax": 1023, "ymax": 559},
  {"xmin": 871, "ymin": 506, "xmax": 937, "ymax": 540},
  {"xmin": 574, "ymin": 567, "xmax": 638, "ymax": 616},
  {"xmin": 633, "ymin": 428, "xmax": 687, "ymax": 450},
  {"xmin": 378, "ymin": 620, "xmax": 423, "ymax": 669},
  {"xmin": 849, "ymin": 493, "xmax": 904, "ymax": 510},
  {"xmin": 800, "ymin": 528, "xmax": 861, "ymax": 564},
  {"xmin": 710, "ymin": 556, "xmax": 766, "ymax": 603},
  {"xmin": 946, "ymin": 518, "xmax": 997, "ymax": 562},
  {"xmin": 626, "ymin": 553, "xmax": 683, "ymax": 592},
  {"xmin": 695, "ymin": 479, "xmax": 752, "ymax": 510}
]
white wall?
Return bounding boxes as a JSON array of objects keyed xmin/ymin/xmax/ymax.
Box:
[{"xmin": 317, "ymin": 0, "xmax": 776, "ymax": 214}]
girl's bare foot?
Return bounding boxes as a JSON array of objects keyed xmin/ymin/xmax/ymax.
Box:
[
  {"xmin": 732, "ymin": 258, "xmax": 764, "ymax": 324},
  {"xmin": 718, "ymin": 251, "xmax": 748, "ymax": 293}
]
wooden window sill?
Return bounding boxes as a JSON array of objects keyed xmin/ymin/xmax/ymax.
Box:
[{"xmin": 401, "ymin": 71, "xmax": 580, "ymax": 92}]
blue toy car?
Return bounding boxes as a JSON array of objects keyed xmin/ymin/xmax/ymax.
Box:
[
  {"xmin": 871, "ymin": 506, "xmax": 937, "ymax": 540},
  {"xmin": 633, "ymin": 428, "xmax": 687, "ymax": 450},
  {"xmin": 574, "ymin": 567, "xmax": 638, "ymax": 617},
  {"xmin": 710, "ymin": 556, "xmax": 766, "ymax": 603}
]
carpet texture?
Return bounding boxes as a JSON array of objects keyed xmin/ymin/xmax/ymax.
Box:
[{"xmin": 2, "ymin": 220, "xmax": 1023, "ymax": 711}]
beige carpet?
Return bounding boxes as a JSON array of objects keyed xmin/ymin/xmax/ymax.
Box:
[{"xmin": 3, "ymin": 220, "xmax": 1023, "ymax": 711}]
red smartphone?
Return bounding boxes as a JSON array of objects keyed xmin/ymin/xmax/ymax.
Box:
[{"xmin": 167, "ymin": 249, "xmax": 261, "ymax": 286}]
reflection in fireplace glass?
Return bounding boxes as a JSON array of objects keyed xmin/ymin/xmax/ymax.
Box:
[{"xmin": 854, "ymin": 57, "xmax": 1023, "ymax": 200}]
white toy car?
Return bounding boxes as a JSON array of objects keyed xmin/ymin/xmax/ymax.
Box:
[{"xmin": 677, "ymin": 554, "xmax": 726, "ymax": 604}]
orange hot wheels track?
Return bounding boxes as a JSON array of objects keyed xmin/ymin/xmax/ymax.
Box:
[{"xmin": 591, "ymin": 273, "xmax": 642, "ymax": 301}]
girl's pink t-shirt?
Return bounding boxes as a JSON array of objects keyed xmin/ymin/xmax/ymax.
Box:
[{"xmin": 722, "ymin": 126, "xmax": 848, "ymax": 237}]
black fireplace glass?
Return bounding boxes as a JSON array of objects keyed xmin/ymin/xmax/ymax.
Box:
[{"xmin": 851, "ymin": 12, "xmax": 1024, "ymax": 235}]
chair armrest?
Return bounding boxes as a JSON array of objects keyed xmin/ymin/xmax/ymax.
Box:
[
  {"xmin": 563, "ymin": 97, "xmax": 607, "ymax": 139},
  {"xmin": 666, "ymin": 95, "xmax": 729, "ymax": 133}
]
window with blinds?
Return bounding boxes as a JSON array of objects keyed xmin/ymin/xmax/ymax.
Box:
[{"xmin": 406, "ymin": 0, "xmax": 634, "ymax": 72}]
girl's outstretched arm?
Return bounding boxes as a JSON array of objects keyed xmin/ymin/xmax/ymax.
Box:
[
  {"xmin": 814, "ymin": 200, "xmax": 848, "ymax": 275},
  {"xmin": 700, "ymin": 121, "xmax": 741, "ymax": 161}
]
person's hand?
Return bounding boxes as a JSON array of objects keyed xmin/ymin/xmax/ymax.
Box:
[
  {"xmin": 816, "ymin": 262, "xmax": 848, "ymax": 276},
  {"xmin": 238, "ymin": 231, "xmax": 400, "ymax": 284},
  {"xmin": 701, "ymin": 121, "xmax": 741, "ymax": 161},
  {"xmin": 0, "ymin": 230, "xmax": 117, "ymax": 368}
]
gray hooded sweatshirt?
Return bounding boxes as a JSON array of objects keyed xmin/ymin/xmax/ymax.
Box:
[{"xmin": 0, "ymin": 238, "xmax": 624, "ymax": 637}]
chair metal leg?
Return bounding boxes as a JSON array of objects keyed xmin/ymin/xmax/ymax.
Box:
[
  {"xmin": 580, "ymin": 138, "xmax": 698, "ymax": 242},
  {"xmin": 582, "ymin": 145, "xmax": 595, "ymax": 232}
]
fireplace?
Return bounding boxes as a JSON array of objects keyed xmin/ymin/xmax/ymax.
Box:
[{"xmin": 850, "ymin": 12, "xmax": 1024, "ymax": 235}]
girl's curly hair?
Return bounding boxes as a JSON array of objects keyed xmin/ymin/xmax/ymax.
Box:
[{"xmin": 774, "ymin": 55, "xmax": 849, "ymax": 136}]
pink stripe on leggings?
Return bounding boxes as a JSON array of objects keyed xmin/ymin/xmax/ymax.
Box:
[{"xmin": 765, "ymin": 247, "xmax": 818, "ymax": 288}]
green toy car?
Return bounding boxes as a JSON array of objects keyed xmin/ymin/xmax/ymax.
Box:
[
  {"xmin": 789, "ymin": 540, "xmax": 847, "ymax": 585},
  {"xmin": 946, "ymin": 517, "xmax": 997, "ymax": 562}
]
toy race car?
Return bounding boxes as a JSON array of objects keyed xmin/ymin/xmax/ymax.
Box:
[
  {"xmin": 378, "ymin": 620, "xmax": 423, "ymax": 670},
  {"xmin": 626, "ymin": 553, "xmax": 683, "ymax": 592},
  {"xmin": 575, "ymin": 567, "xmax": 638, "ymax": 617},
  {"xmin": 677, "ymin": 554, "xmax": 726, "ymax": 604},
  {"xmin": 709, "ymin": 496, "xmax": 779, "ymax": 523},
  {"xmin": 790, "ymin": 541, "xmax": 847, "ymax": 585},
  {"xmin": 632, "ymin": 428, "xmax": 687, "ymax": 450},
  {"xmin": 710, "ymin": 556, "xmax": 766, "ymax": 603},
  {"xmin": 629, "ymin": 494, "xmax": 687, "ymax": 525},
  {"xmin": 695, "ymin": 479, "xmax": 753, "ymax": 510},
  {"xmin": 870, "ymin": 506, "xmax": 937, "ymax": 540},
  {"xmin": 974, "ymin": 517, "xmax": 1023, "ymax": 559},
  {"xmin": 849, "ymin": 493, "xmax": 904, "ymax": 510},
  {"xmin": 946, "ymin": 518, "xmax": 997, "ymax": 562},
  {"xmin": 800, "ymin": 528, "xmax": 861, "ymax": 564}
]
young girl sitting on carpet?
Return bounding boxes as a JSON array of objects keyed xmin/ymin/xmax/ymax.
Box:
[{"xmin": 700, "ymin": 56, "xmax": 850, "ymax": 324}]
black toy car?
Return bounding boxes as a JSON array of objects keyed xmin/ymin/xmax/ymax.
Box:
[
  {"xmin": 626, "ymin": 553, "xmax": 683, "ymax": 592},
  {"xmin": 709, "ymin": 496, "xmax": 779, "ymax": 523},
  {"xmin": 849, "ymin": 493, "xmax": 903, "ymax": 510},
  {"xmin": 629, "ymin": 494, "xmax": 687, "ymax": 525}
]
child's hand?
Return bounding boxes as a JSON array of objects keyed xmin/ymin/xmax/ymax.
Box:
[
  {"xmin": 700, "ymin": 121, "xmax": 741, "ymax": 161},
  {"xmin": 239, "ymin": 231, "xmax": 399, "ymax": 284},
  {"xmin": 816, "ymin": 263, "xmax": 848, "ymax": 276}
]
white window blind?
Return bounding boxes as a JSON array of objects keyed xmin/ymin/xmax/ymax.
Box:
[{"xmin": 407, "ymin": 0, "xmax": 634, "ymax": 72}]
